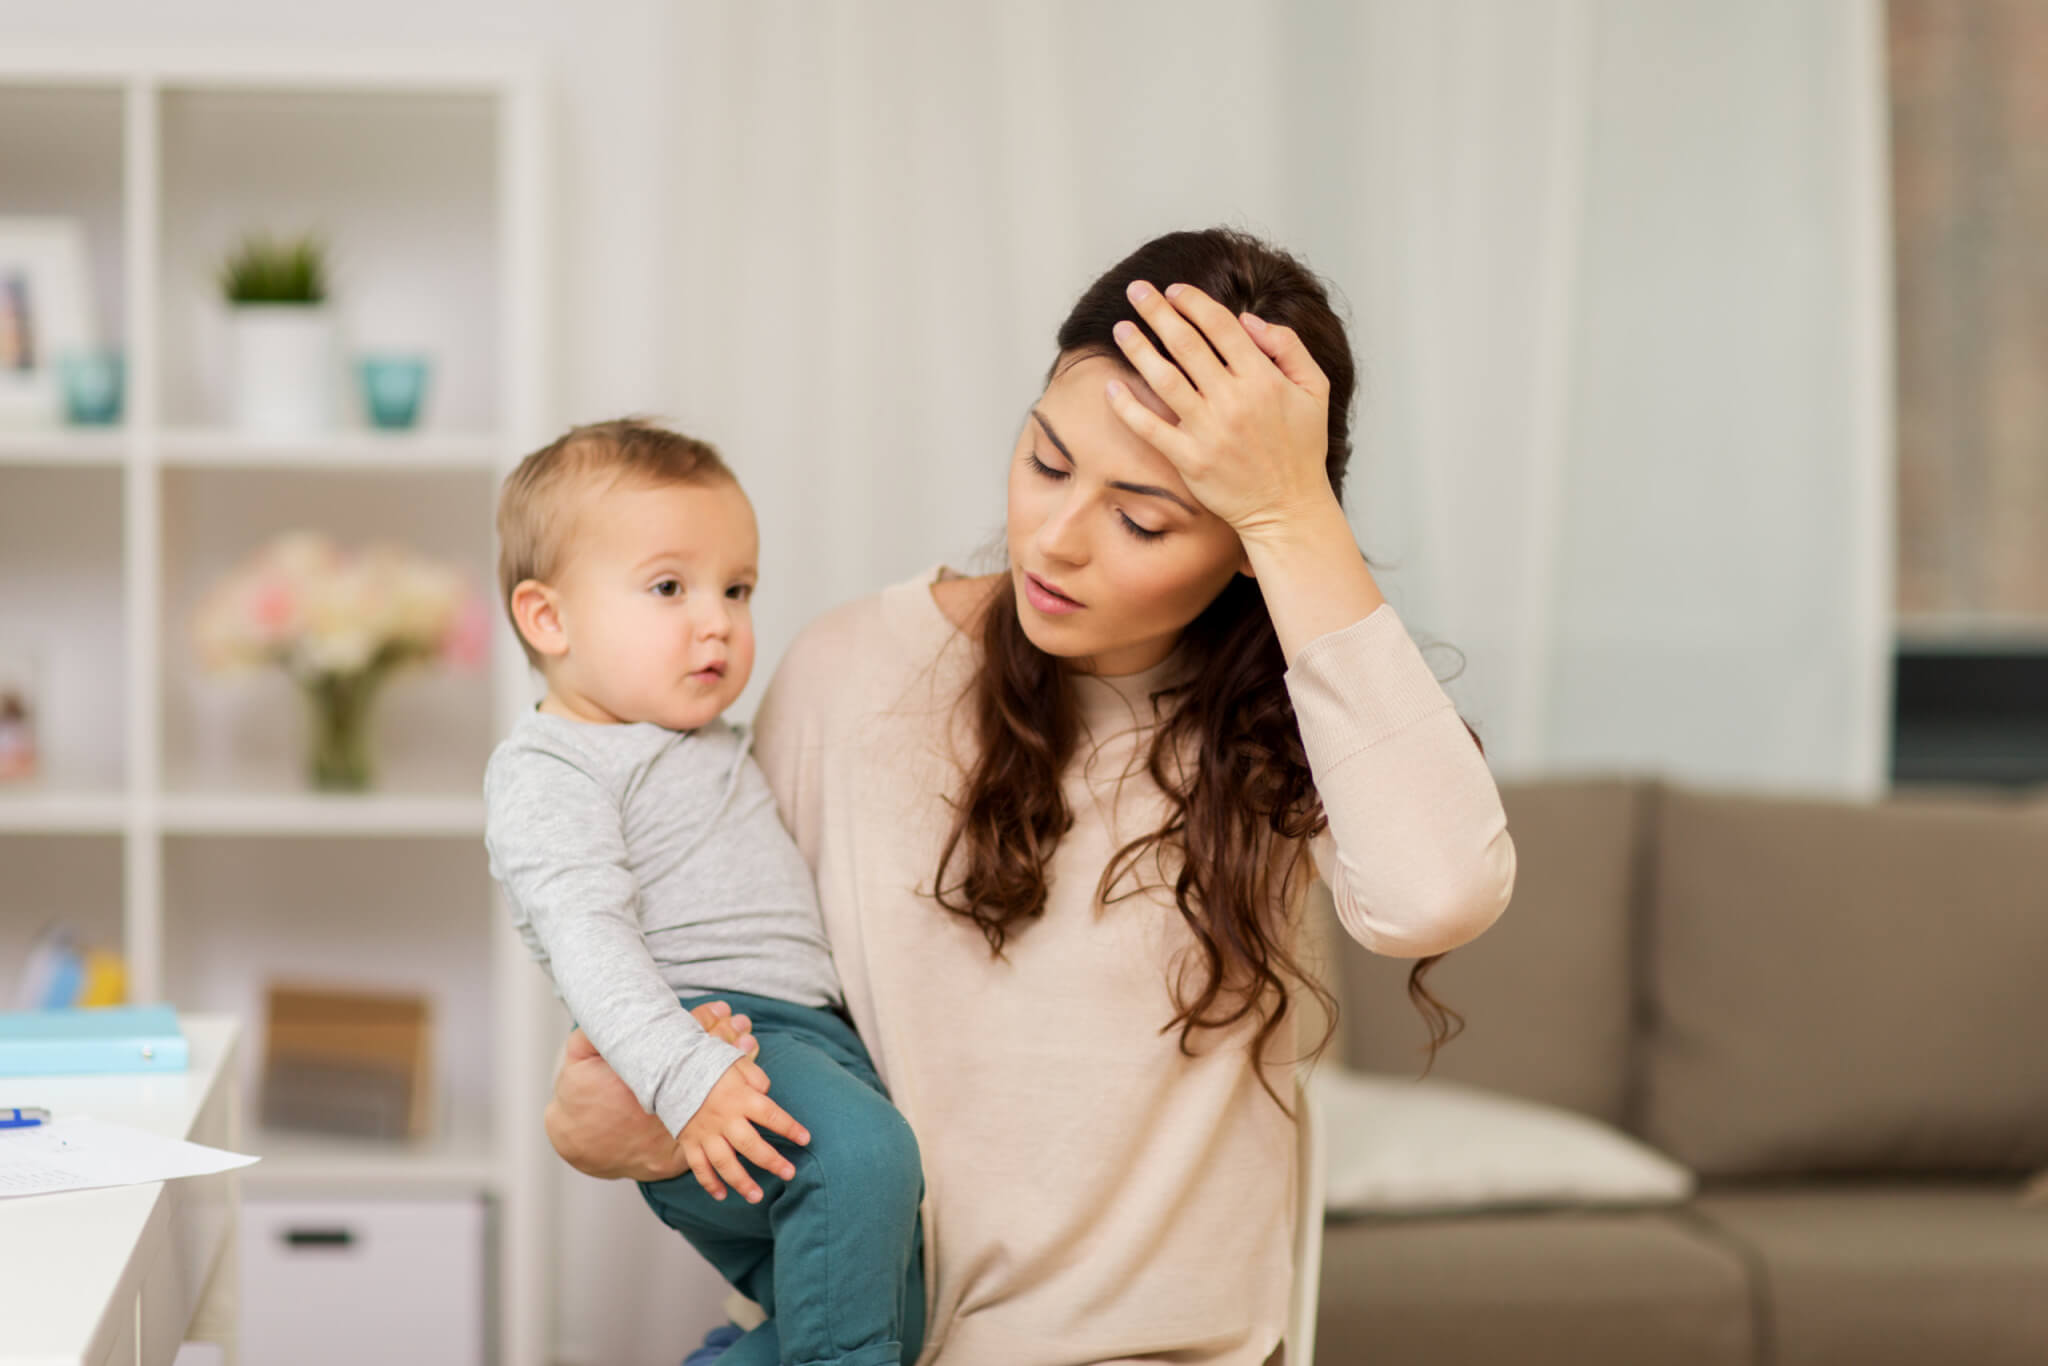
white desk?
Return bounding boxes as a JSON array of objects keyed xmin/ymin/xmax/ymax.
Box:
[{"xmin": 0, "ymin": 1015, "xmax": 242, "ymax": 1366}]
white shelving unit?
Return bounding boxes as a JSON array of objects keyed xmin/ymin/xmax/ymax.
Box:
[{"xmin": 1, "ymin": 49, "xmax": 554, "ymax": 1366}]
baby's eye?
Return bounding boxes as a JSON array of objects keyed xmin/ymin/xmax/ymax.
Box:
[
  {"xmin": 726, "ymin": 583, "xmax": 754, "ymax": 602},
  {"xmin": 652, "ymin": 579, "xmax": 681, "ymax": 598}
]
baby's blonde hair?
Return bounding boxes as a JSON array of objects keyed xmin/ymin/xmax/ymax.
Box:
[{"xmin": 496, "ymin": 417, "xmax": 733, "ymax": 669}]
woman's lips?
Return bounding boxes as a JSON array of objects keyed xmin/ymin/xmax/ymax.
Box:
[{"xmin": 1023, "ymin": 571, "xmax": 1083, "ymax": 616}]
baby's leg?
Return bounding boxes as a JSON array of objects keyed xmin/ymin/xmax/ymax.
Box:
[
  {"xmin": 640, "ymin": 993, "xmax": 925, "ymax": 1366},
  {"xmin": 748, "ymin": 1022, "xmax": 924, "ymax": 1365}
]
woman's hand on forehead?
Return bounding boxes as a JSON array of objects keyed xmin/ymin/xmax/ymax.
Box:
[{"xmin": 1102, "ymin": 280, "xmax": 1337, "ymax": 545}]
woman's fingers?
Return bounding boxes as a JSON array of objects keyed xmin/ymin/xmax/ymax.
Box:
[
  {"xmin": 1104, "ymin": 377, "xmax": 1190, "ymax": 467},
  {"xmin": 563, "ymin": 1027, "xmax": 599, "ymax": 1063},
  {"xmin": 689, "ymin": 1000, "xmax": 756, "ymax": 1050},
  {"xmin": 1111, "ymin": 317, "xmax": 1202, "ymax": 423},
  {"xmin": 684, "ymin": 1139, "xmax": 728, "ymax": 1201},
  {"xmin": 736, "ymin": 1056, "xmax": 772, "ymax": 1093},
  {"xmin": 1163, "ymin": 283, "xmax": 1268, "ymax": 374},
  {"xmin": 706, "ymin": 1135, "xmax": 764, "ymax": 1204},
  {"xmin": 1240, "ymin": 311, "xmax": 1330, "ymax": 397},
  {"xmin": 1118, "ymin": 280, "xmax": 1224, "ymax": 399}
]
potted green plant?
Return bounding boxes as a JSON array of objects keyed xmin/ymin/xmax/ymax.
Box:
[{"xmin": 218, "ymin": 232, "xmax": 334, "ymax": 434}]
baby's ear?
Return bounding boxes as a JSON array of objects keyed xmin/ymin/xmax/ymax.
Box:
[{"xmin": 510, "ymin": 579, "xmax": 569, "ymax": 658}]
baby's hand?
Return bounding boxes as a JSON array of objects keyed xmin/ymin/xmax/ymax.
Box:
[
  {"xmin": 679, "ymin": 1058, "xmax": 810, "ymax": 1204},
  {"xmin": 688, "ymin": 999, "xmax": 758, "ymax": 1055}
]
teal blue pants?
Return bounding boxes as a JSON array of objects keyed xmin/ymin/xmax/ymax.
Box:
[{"xmin": 638, "ymin": 991, "xmax": 926, "ymax": 1366}]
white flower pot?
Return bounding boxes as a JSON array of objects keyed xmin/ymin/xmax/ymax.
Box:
[{"xmin": 230, "ymin": 304, "xmax": 336, "ymax": 435}]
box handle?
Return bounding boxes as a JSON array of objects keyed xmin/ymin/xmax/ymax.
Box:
[{"xmin": 282, "ymin": 1227, "xmax": 356, "ymax": 1248}]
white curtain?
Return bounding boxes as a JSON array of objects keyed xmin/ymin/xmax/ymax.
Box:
[{"xmin": 558, "ymin": 0, "xmax": 1894, "ymax": 1358}]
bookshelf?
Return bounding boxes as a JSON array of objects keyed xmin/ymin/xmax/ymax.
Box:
[{"xmin": 0, "ymin": 48, "xmax": 552, "ymax": 1366}]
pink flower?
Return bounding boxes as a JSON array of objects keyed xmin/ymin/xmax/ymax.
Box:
[
  {"xmin": 251, "ymin": 577, "xmax": 298, "ymax": 637},
  {"xmin": 441, "ymin": 592, "xmax": 492, "ymax": 672}
]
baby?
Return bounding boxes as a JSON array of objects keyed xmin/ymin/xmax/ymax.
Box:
[{"xmin": 484, "ymin": 418, "xmax": 924, "ymax": 1366}]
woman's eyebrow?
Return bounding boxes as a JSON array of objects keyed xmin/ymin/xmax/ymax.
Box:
[{"xmin": 1030, "ymin": 409, "xmax": 1197, "ymax": 515}]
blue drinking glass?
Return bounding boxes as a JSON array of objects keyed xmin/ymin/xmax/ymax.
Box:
[
  {"xmin": 356, "ymin": 353, "xmax": 432, "ymax": 430},
  {"xmin": 58, "ymin": 349, "xmax": 124, "ymax": 426}
]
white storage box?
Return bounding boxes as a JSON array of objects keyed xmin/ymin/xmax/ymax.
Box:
[{"xmin": 240, "ymin": 1195, "xmax": 487, "ymax": 1366}]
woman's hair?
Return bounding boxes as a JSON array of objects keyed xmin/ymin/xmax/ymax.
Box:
[{"xmin": 933, "ymin": 227, "xmax": 1480, "ymax": 1105}]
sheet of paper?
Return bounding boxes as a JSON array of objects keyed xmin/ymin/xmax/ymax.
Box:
[{"xmin": 0, "ymin": 1115, "xmax": 258, "ymax": 1198}]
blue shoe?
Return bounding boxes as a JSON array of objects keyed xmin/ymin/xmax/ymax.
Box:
[{"xmin": 682, "ymin": 1323, "xmax": 745, "ymax": 1366}]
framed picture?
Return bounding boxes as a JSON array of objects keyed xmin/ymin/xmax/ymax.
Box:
[
  {"xmin": 0, "ymin": 652, "xmax": 39, "ymax": 783},
  {"xmin": 0, "ymin": 216, "xmax": 95, "ymax": 429}
]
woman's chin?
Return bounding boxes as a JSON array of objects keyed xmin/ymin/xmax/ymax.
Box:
[{"xmin": 1011, "ymin": 588, "xmax": 1092, "ymax": 660}]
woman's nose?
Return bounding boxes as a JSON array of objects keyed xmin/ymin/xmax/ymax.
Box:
[{"xmin": 1034, "ymin": 495, "xmax": 1089, "ymax": 566}]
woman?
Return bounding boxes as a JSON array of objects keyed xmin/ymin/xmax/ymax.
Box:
[{"xmin": 546, "ymin": 227, "xmax": 1517, "ymax": 1363}]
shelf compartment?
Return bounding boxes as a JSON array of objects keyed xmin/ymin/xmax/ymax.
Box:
[
  {"xmin": 158, "ymin": 86, "xmax": 502, "ymax": 434},
  {"xmin": 163, "ymin": 834, "xmax": 499, "ymax": 1186},
  {"xmin": 0, "ymin": 832, "xmax": 125, "ymax": 1004},
  {"xmin": 0, "ymin": 466, "xmax": 127, "ymax": 791},
  {"xmin": 0, "ymin": 83, "xmax": 128, "ymax": 432},
  {"xmin": 160, "ymin": 465, "xmax": 498, "ymax": 796}
]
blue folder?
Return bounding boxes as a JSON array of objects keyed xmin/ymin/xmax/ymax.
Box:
[{"xmin": 0, "ymin": 1004, "xmax": 189, "ymax": 1076}]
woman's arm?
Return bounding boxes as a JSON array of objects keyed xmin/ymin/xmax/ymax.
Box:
[
  {"xmin": 1105, "ymin": 280, "xmax": 1514, "ymax": 955},
  {"xmin": 545, "ymin": 1006, "xmax": 758, "ymax": 1182},
  {"xmin": 1288, "ymin": 604, "xmax": 1517, "ymax": 958}
]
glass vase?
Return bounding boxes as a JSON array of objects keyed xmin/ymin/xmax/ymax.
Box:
[{"xmin": 302, "ymin": 672, "xmax": 381, "ymax": 792}]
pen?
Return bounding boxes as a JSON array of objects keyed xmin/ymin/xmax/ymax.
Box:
[{"xmin": 0, "ymin": 1107, "xmax": 51, "ymax": 1129}]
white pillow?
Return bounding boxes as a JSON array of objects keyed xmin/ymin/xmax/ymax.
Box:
[{"xmin": 1311, "ymin": 1067, "xmax": 1695, "ymax": 1217}]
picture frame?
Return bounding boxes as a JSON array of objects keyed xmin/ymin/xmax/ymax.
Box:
[{"xmin": 0, "ymin": 216, "xmax": 95, "ymax": 428}]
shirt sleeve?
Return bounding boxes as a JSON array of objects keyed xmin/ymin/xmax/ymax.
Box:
[
  {"xmin": 484, "ymin": 744, "xmax": 746, "ymax": 1135},
  {"xmin": 1283, "ymin": 601, "xmax": 1518, "ymax": 959}
]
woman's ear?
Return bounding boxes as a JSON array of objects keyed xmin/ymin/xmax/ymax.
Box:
[
  {"xmin": 1235, "ymin": 546, "xmax": 1256, "ymax": 580},
  {"xmin": 511, "ymin": 579, "xmax": 569, "ymax": 659}
]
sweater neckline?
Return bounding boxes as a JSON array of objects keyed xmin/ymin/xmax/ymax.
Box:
[{"xmin": 903, "ymin": 562, "xmax": 1189, "ymax": 725}]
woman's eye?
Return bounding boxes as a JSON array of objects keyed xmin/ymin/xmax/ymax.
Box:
[
  {"xmin": 1024, "ymin": 451, "xmax": 1068, "ymax": 480},
  {"xmin": 1118, "ymin": 512, "xmax": 1165, "ymax": 543},
  {"xmin": 652, "ymin": 579, "xmax": 681, "ymax": 597}
]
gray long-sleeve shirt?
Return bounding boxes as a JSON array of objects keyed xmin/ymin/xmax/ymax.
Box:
[{"xmin": 483, "ymin": 710, "xmax": 842, "ymax": 1134}]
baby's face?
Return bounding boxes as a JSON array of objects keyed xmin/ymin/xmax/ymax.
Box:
[{"xmin": 546, "ymin": 476, "xmax": 759, "ymax": 730}]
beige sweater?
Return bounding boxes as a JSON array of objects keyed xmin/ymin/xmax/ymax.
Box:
[{"xmin": 751, "ymin": 566, "xmax": 1516, "ymax": 1365}]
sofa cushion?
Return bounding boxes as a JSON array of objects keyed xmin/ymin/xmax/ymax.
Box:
[
  {"xmin": 1317, "ymin": 1207, "xmax": 1756, "ymax": 1366},
  {"xmin": 1334, "ymin": 776, "xmax": 1648, "ymax": 1128},
  {"xmin": 1313, "ymin": 1067, "xmax": 1695, "ymax": 1216},
  {"xmin": 1690, "ymin": 1181, "xmax": 2048, "ymax": 1366},
  {"xmin": 1638, "ymin": 786, "xmax": 2048, "ymax": 1176}
]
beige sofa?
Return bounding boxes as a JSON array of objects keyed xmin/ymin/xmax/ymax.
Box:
[{"xmin": 1313, "ymin": 776, "xmax": 2048, "ymax": 1366}]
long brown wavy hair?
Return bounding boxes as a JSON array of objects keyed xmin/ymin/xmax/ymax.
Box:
[{"xmin": 933, "ymin": 227, "xmax": 1479, "ymax": 1106}]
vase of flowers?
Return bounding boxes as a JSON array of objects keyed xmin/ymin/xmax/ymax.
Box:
[
  {"xmin": 219, "ymin": 232, "xmax": 335, "ymax": 435},
  {"xmin": 192, "ymin": 532, "xmax": 489, "ymax": 792}
]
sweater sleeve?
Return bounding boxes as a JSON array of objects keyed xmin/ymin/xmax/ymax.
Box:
[
  {"xmin": 483, "ymin": 744, "xmax": 745, "ymax": 1135},
  {"xmin": 1283, "ymin": 601, "xmax": 1517, "ymax": 959}
]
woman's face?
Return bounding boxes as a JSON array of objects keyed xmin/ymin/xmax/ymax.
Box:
[{"xmin": 1005, "ymin": 351, "xmax": 1249, "ymax": 676}]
